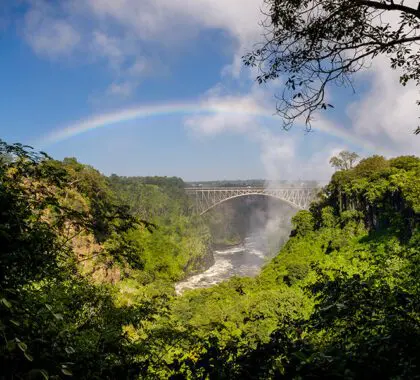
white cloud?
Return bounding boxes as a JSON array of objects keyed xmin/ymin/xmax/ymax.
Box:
[
  {"xmin": 85, "ymin": 0, "xmax": 263, "ymax": 44},
  {"xmin": 91, "ymin": 31, "xmax": 124, "ymax": 69},
  {"xmin": 103, "ymin": 58, "xmax": 150, "ymax": 97},
  {"xmin": 296, "ymin": 147, "xmax": 341, "ymax": 182},
  {"xmin": 347, "ymin": 57, "xmax": 420, "ymax": 156},
  {"xmin": 184, "ymin": 87, "xmax": 267, "ymax": 136},
  {"xmin": 19, "ymin": 0, "xmax": 266, "ymax": 96},
  {"xmin": 183, "ymin": 85, "xmax": 348, "ymax": 180},
  {"xmin": 258, "ymin": 132, "xmax": 296, "ymax": 180},
  {"xmin": 17, "ymin": 0, "xmax": 420, "ymax": 171},
  {"xmin": 343, "ymin": 1, "xmax": 420, "ymax": 156},
  {"xmin": 106, "ymin": 81, "xmax": 134, "ymax": 97},
  {"xmin": 256, "ymin": 132, "xmax": 345, "ymax": 181},
  {"xmin": 23, "ymin": 3, "xmax": 80, "ymax": 58}
]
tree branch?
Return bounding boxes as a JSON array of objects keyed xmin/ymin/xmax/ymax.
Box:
[{"xmin": 356, "ymin": 0, "xmax": 420, "ymax": 19}]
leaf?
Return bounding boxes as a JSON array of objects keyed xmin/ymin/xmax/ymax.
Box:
[
  {"xmin": 1, "ymin": 298, "xmax": 12, "ymax": 309},
  {"xmin": 61, "ymin": 368, "xmax": 73, "ymax": 376},
  {"xmin": 24, "ymin": 352, "xmax": 34, "ymax": 362},
  {"xmin": 9, "ymin": 319, "xmax": 20, "ymax": 326},
  {"xmin": 53, "ymin": 313, "xmax": 63, "ymax": 320},
  {"xmin": 320, "ymin": 304, "xmax": 335, "ymax": 312},
  {"xmin": 65, "ymin": 346, "xmax": 75, "ymax": 354},
  {"xmin": 17, "ymin": 341, "xmax": 28, "ymax": 352}
]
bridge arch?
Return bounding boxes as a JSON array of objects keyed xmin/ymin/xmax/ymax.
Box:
[
  {"xmin": 185, "ymin": 187, "xmax": 318, "ymax": 216},
  {"xmin": 198, "ymin": 193, "xmax": 301, "ymax": 215}
]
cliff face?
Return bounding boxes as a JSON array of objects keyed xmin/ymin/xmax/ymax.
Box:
[{"xmin": 185, "ymin": 241, "xmax": 215, "ymax": 276}]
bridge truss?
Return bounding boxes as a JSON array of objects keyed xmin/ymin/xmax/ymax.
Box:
[{"xmin": 185, "ymin": 187, "xmax": 319, "ymax": 215}]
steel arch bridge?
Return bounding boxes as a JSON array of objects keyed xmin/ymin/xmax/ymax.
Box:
[{"xmin": 185, "ymin": 187, "xmax": 319, "ymax": 215}]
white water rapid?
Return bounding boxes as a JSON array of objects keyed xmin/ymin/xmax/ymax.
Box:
[{"xmin": 175, "ymin": 235, "xmax": 267, "ymax": 294}]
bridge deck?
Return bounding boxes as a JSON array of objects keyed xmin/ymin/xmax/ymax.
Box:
[
  {"xmin": 185, "ymin": 187, "xmax": 315, "ymax": 190},
  {"xmin": 185, "ymin": 187, "xmax": 319, "ymax": 214}
]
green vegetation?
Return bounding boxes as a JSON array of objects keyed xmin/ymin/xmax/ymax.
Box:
[
  {"xmin": 108, "ymin": 175, "xmax": 213, "ymax": 281},
  {"xmin": 158, "ymin": 153, "xmax": 420, "ymax": 378},
  {"xmin": 1, "ymin": 140, "xmax": 419, "ymax": 379},
  {"xmin": 329, "ymin": 150, "xmax": 360, "ymax": 170}
]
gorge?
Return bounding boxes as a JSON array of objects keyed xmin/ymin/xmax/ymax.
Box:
[
  {"xmin": 1, "ymin": 143, "xmax": 419, "ymax": 379},
  {"xmin": 176, "ymin": 194, "xmax": 298, "ymax": 292}
]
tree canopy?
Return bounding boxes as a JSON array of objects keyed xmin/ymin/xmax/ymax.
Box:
[
  {"xmin": 1, "ymin": 140, "xmax": 419, "ymax": 379},
  {"xmin": 244, "ymin": 0, "xmax": 420, "ymax": 132},
  {"xmin": 330, "ymin": 150, "xmax": 360, "ymax": 170}
]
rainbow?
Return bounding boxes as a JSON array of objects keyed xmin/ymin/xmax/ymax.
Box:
[{"xmin": 38, "ymin": 101, "xmax": 378, "ymax": 151}]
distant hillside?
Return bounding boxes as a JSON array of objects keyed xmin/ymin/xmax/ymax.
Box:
[{"xmin": 186, "ymin": 179, "xmax": 321, "ymax": 187}]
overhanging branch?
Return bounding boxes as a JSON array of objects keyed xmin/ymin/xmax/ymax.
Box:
[{"xmin": 356, "ymin": 0, "xmax": 420, "ymax": 19}]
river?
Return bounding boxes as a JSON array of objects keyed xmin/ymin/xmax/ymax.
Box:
[{"xmin": 175, "ymin": 234, "xmax": 268, "ymax": 294}]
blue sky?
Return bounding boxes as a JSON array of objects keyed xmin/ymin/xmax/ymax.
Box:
[{"xmin": 0, "ymin": 1, "xmax": 418, "ymax": 181}]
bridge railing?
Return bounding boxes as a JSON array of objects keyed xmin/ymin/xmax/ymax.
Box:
[
  {"xmin": 184, "ymin": 187, "xmax": 318, "ymax": 191},
  {"xmin": 184, "ymin": 187, "xmax": 320, "ymax": 214}
]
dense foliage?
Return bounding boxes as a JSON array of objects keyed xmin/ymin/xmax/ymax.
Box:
[
  {"xmin": 0, "ymin": 142, "xmax": 210, "ymax": 378},
  {"xmin": 162, "ymin": 154, "xmax": 420, "ymax": 379},
  {"xmin": 1, "ymin": 140, "xmax": 419, "ymax": 379},
  {"xmin": 0, "ymin": 143, "xmax": 152, "ymax": 378},
  {"xmin": 108, "ymin": 175, "xmax": 213, "ymax": 282}
]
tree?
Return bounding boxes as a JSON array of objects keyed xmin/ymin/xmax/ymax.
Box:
[
  {"xmin": 291, "ymin": 210, "xmax": 315, "ymax": 236},
  {"xmin": 329, "ymin": 150, "xmax": 360, "ymax": 170},
  {"xmin": 0, "ymin": 141, "xmax": 156, "ymax": 378},
  {"xmin": 389, "ymin": 155, "xmax": 420, "ymax": 170},
  {"xmin": 244, "ymin": 0, "xmax": 420, "ymax": 131}
]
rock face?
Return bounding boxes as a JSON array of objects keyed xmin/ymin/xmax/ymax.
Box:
[
  {"xmin": 195, "ymin": 243, "xmax": 216, "ymax": 273},
  {"xmin": 182, "ymin": 240, "xmax": 215, "ymax": 278}
]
